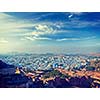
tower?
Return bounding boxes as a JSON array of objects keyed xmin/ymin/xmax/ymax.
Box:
[{"xmin": 15, "ymin": 67, "xmax": 20, "ymax": 74}]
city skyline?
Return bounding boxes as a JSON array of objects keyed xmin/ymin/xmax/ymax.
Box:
[{"xmin": 0, "ymin": 12, "xmax": 100, "ymax": 54}]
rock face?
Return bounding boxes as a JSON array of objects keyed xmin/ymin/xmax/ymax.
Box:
[
  {"xmin": 0, "ymin": 60, "xmax": 7, "ymax": 68},
  {"xmin": 1, "ymin": 74, "xmax": 29, "ymax": 88},
  {"xmin": 0, "ymin": 60, "xmax": 15, "ymax": 75},
  {"xmin": 0, "ymin": 60, "xmax": 31, "ymax": 88},
  {"xmin": 0, "ymin": 60, "xmax": 15, "ymax": 68}
]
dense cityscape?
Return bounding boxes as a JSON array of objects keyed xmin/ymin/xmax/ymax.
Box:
[
  {"xmin": 1, "ymin": 12, "xmax": 100, "ymax": 88},
  {"xmin": 0, "ymin": 53, "xmax": 100, "ymax": 88},
  {"xmin": 0, "ymin": 53, "xmax": 100, "ymax": 71}
]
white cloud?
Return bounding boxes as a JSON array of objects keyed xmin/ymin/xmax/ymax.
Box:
[
  {"xmin": 56, "ymin": 36, "xmax": 96, "ymax": 41},
  {"xmin": 58, "ymin": 19, "xmax": 100, "ymax": 29},
  {"xmin": 56, "ymin": 38, "xmax": 80, "ymax": 41},
  {"xmin": 0, "ymin": 38, "xmax": 8, "ymax": 43},
  {"xmin": 25, "ymin": 36, "xmax": 52, "ymax": 41},
  {"xmin": 0, "ymin": 12, "xmax": 99, "ymax": 42},
  {"xmin": 37, "ymin": 37, "xmax": 52, "ymax": 40},
  {"xmin": 68, "ymin": 14, "xmax": 73, "ymax": 18},
  {"xmin": 0, "ymin": 13, "xmax": 60, "ymax": 37},
  {"xmin": 30, "ymin": 23, "xmax": 72, "ymax": 37},
  {"xmin": 35, "ymin": 24, "xmax": 49, "ymax": 31},
  {"xmin": 35, "ymin": 24, "xmax": 53, "ymax": 33},
  {"xmin": 0, "ymin": 13, "xmax": 34, "ymax": 36},
  {"xmin": 25, "ymin": 37, "xmax": 35, "ymax": 41}
]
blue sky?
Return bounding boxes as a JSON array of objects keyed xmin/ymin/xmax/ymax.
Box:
[{"xmin": 0, "ymin": 12, "xmax": 100, "ymax": 54}]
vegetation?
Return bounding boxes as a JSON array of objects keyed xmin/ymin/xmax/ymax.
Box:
[{"xmin": 43, "ymin": 69, "xmax": 70, "ymax": 79}]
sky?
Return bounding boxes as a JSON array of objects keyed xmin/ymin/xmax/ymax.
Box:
[{"xmin": 0, "ymin": 12, "xmax": 100, "ymax": 54}]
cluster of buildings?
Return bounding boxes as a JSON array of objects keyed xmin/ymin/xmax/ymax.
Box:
[
  {"xmin": 1, "ymin": 54, "xmax": 99, "ymax": 71},
  {"xmin": 0, "ymin": 53, "xmax": 100, "ymax": 88}
]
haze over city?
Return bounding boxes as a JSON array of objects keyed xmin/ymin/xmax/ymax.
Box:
[{"xmin": 0, "ymin": 12, "xmax": 100, "ymax": 54}]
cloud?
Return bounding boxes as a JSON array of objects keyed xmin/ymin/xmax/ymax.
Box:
[
  {"xmin": 25, "ymin": 37, "xmax": 35, "ymax": 41},
  {"xmin": 30, "ymin": 23, "xmax": 72, "ymax": 37},
  {"xmin": 0, "ymin": 13, "xmax": 97, "ymax": 35},
  {"xmin": 56, "ymin": 36, "xmax": 96, "ymax": 41},
  {"xmin": 27, "ymin": 13, "xmax": 55, "ymax": 21},
  {"xmin": 68, "ymin": 14, "xmax": 73, "ymax": 18},
  {"xmin": 25, "ymin": 36, "xmax": 52, "ymax": 41},
  {"xmin": 0, "ymin": 38, "xmax": 8, "ymax": 43},
  {"xmin": 72, "ymin": 21, "xmax": 99, "ymax": 28},
  {"xmin": 56, "ymin": 38, "xmax": 80, "ymax": 41},
  {"xmin": 0, "ymin": 13, "xmax": 66, "ymax": 38},
  {"xmin": 24, "ymin": 35, "xmax": 96, "ymax": 42},
  {"xmin": 0, "ymin": 13, "xmax": 34, "ymax": 36},
  {"xmin": 34, "ymin": 24, "xmax": 54, "ymax": 35},
  {"xmin": 35, "ymin": 24, "xmax": 47, "ymax": 31},
  {"xmin": 58, "ymin": 20, "xmax": 100, "ymax": 29},
  {"xmin": 36, "ymin": 37, "xmax": 52, "ymax": 40},
  {"xmin": 0, "ymin": 13, "xmax": 11, "ymax": 20},
  {"xmin": 29, "ymin": 24, "xmax": 54, "ymax": 37},
  {"xmin": 0, "ymin": 12, "xmax": 99, "ymax": 43}
]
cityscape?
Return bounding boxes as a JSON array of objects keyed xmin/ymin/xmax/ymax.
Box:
[
  {"xmin": 0, "ymin": 12, "xmax": 100, "ymax": 88},
  {"xmin": 0, "ymin": 53, "xmax": 100, "ymax": 88}
]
